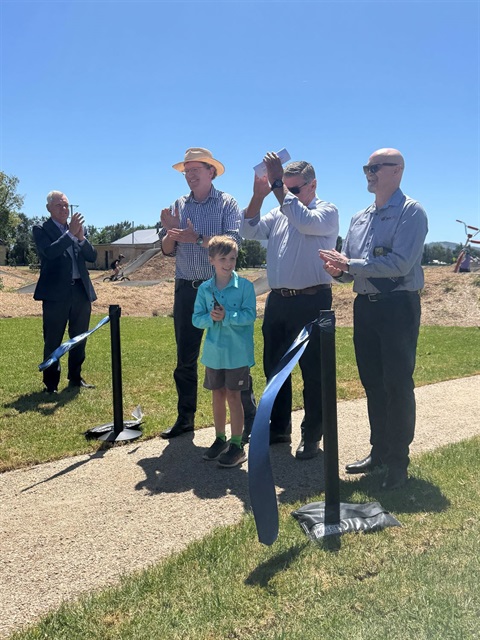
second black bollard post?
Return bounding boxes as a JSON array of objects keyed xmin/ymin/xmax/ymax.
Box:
[{"xmin": 319, "ymin": 309, "xmax": 340, "ymax": 527}]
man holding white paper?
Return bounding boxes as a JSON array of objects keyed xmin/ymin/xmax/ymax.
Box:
[{"xmin": 241, "ymin": 153, "xmax": 339, "ymax": 459}]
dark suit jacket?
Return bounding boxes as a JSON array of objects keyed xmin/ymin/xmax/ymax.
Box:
[{"xmin": 33, "ymin": 218, "xmax": 97, "ymax": 302}]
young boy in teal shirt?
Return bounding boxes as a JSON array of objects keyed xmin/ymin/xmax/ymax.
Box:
[{"xmin": 192, "ymin": 235, "xmax": 256, "ymax": 467}]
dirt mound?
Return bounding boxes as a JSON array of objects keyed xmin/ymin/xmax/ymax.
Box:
[
  {"xmin": 0, "ymin": 265, "xmax": 478, "ymax": 326},
  {"xmin": 126, "ymin": 251, "xmax": 176, "ymax": 281}
]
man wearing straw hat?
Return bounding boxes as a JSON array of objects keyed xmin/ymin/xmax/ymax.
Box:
[{"xmin": 158, "ymin": 148, "xmax": 256, "ymax": 439}]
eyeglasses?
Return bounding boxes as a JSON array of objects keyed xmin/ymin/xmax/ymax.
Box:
[
  {"xmin": 363, "ymin": 163, "xmax": 399, "ymax": 175},
  {"xmin": 183, "ymin": 167, "xmax": 207, "ymax": 177},
  {"xmin": 288, "ymin": 182, "xmax": 308, "ymax": 195}
]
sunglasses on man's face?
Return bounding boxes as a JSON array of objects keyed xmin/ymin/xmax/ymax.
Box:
[
  {"xmin": 288, "ymin": 182, "xmax": 308, "ymax": 195},
  {"xmin": 363, "ymin": 163, "xmax": 399, "ymax": 175}
]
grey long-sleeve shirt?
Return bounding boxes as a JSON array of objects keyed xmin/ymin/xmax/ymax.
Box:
[{"xmin": 341, "ymin": 188, "xmax": 428, "ymax": 295}]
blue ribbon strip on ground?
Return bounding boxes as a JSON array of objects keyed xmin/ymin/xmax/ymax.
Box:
[
  {"xmin": 39, "ymin": 316, "xmax": 110, "ymax": 371},
  {"xmin": 248, "ymin": 321, "xmax": 314, "ymax": 545}
]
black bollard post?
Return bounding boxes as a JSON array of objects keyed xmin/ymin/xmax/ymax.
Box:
[
  {"xmin": 292, "ymin": 311, "xmax": 402, "ymax": 541},
  {"xmin": 319, "ymin": 310, "xmax": 340, "ymax": 527},
  {"xmin": 110, "ymin": 305, "xmax": 124, "ymax": 436},
  {"xmin": 84, "ymin": 305, "xmax": 142, "ymax": 443}
]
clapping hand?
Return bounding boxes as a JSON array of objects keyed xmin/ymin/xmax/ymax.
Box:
[
  {"xmin": 253, "ymin": 173, "xmax": 271, "ymax": 199},
  {"xmin": 319, "ymin": 248, "xmax": 346, "ymax": 276},
  {"xmin": 167, "ymin": 219, "xmax": 199, "ymax": 244},
  {"xmin": 264, "ymin": 152, "xmax": 284, "ymax": 186},
  {"xmin": 160, "ymin": 206, "xmax": 180, "ymax": 231},
  {"xmin": 69, "ymin": 212, "xmax": 86, "ymax": 241}
]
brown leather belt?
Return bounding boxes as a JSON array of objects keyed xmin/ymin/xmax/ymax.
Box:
[{"xmin": 272, "ymin": 283, "xmax": 331, "ymax": 297}]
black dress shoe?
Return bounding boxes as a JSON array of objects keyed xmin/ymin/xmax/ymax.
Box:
[
  {"xmin": 161, "ymin": 421, "xmax": 194, "ymax": 439},
  {"xmin": 68, "ymin": 378, "xmax": 95, "ymax": 389},
  {"xmin": 269, "ymin": 433, "xmax": 292, "ymax": 445},
  {"xmin": 43, "ymin": 387, "xmax": 58, "ymax": 394},
  {"xmin": 295, "ymin": 440, "xmax": 320, "ymax": 460},
  {"xmin": 345, "ymin": 455, "xmax": 382, "ymax": 475},
  {"xmin": 381, "ymin": 467, "xmax": 408, "ymax": 490}
]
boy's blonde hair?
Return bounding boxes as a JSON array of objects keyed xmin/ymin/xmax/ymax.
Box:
[{"xmin": 208, "ymin": 235, "xmax": 238, "ymax": 258}]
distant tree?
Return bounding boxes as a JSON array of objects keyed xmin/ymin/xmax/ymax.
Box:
[
  {"xmin": 0, "ymin": 172, "xmax": 24, "ymax": 247},
  {"xmin": 422, "ymin": 243, "xmax": 456, "ymax": 265},
  {"xmin": 237, "ymin": 245, "xmax": 247, "ymax": 269},
  {"xmin": 87, "ymin": 221, "xmax": 133, "ymax": 244},
  {"xmin": 240, "ymin": 239, "xmax": 266, "ymax": 268},
  {"xmin": 422, "ymin": 244, "xmax": 431, "ymax": 265},
  {"xmin": 9, "ymin": 213, "xmax": 42, "ymax": 265},
  {"xmin": 87, "ymin": 222, "xmax": 156, "ymax": 244}
]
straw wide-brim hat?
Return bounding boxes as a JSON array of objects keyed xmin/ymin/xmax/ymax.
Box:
[{"xmin": 172, "ymin": 147, "xmax": 225, "ymax": 176}]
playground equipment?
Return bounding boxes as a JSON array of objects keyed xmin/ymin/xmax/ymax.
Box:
[{"xmin": 453, "ymin": 219, "xmax": 480, "ymax": 273}]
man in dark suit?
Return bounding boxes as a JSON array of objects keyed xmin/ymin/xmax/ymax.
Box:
[{"xmin": 33, "ymin": 191, "xmax": 97, "ymax": 393}]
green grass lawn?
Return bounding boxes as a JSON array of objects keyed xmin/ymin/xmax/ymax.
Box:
[
  {"xmin": 8, "ymin": 436, "xmax": 480, "ymax": 640},
  {"xmin": 2, "ymin": 317, "xmax": 479, "ymax": 639},
  {"xmin": 0, "ymin": 316, "xmax": 479, "ymax": 472}
]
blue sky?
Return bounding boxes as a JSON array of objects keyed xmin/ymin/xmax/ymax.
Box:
[{"xmin": 1, "ymin": 0, "xmax": 478, "ymax": 243}]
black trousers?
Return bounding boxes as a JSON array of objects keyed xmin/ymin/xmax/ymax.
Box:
[
  {"xmin": 42, "ymin": 281, "xmax": 92, "ymax": 390},
  {"xmin": 353, "ymin": 291, "xmax": 421, "ymax": 470},
  {"xmin": 172, "ymin": 279, "xmax": 256, "ymax": 426},
  {"xmin": 262, "ymin": 287, "xmax": 332, "ymax": 443}
]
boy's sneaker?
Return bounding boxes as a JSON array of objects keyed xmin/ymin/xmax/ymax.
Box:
[
  {"xmin": 218, "ymin": 443, "xmax": 247, "ymax": 468},
  {"xmin": 203, "ymin": 437, "xmax": 229, "ymax": 461}
]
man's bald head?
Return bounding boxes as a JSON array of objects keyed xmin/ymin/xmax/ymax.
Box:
[
  {"xmin": 368, "ymin": 148, "xmax": 405, "ymax": 168},
  {"xmin": 364, "ymin": 148, "xmax": 405, "ymax": 205}
]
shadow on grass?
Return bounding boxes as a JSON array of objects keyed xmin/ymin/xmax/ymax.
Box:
[
  {"xmin": 245, "ymin": 544, "xmax": 307, "ymax": 587},
  {"xmin": 3, "ymin": 386, "xmax": 80, "ymax": 417},
  {"xmin": 339, "ymin": 471, "xmax": 450, "ymax": 514}
]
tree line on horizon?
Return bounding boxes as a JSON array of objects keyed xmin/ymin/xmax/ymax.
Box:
[{"xmin": 1, "ymin": 171, "xmax": 477, "ymax": 269}]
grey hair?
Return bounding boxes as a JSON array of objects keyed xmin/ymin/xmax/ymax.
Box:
[
  {"xmin": 284, "ymin": 161, "xmax": 315, "ymax": 184},
  {"xmin": 46, "ymin": 190, "xmax": 65, "ymax": 204},
  {"xmin": 202, "ymin": 162, "xmax": 217, "ymax": 179}
]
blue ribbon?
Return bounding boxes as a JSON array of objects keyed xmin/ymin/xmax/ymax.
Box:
[
  {"xmin": 248, "ymin": 321, "xmax": 315, "ymax": 545},
  {"xmin": 39, "ymin": 316, "xmax": 110, "ymax": 371}
]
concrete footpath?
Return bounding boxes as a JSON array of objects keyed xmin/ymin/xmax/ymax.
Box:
[{"xmin": 1, "ymin": 376, "xmax": 479, "ymax": 637}]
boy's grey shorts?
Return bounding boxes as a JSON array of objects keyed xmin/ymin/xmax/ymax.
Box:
[{"xmin": 203, "ymin": 366, "xmax": 250, "ymax": 391}]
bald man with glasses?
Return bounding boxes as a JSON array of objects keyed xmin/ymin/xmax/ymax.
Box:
[
  {"xmin": 241, "ymin": 153, "xmax": 339, "ymax": 460},
  {"xmin": 319, "ymin": 148, "xmax": 428, "ymax": 490}
]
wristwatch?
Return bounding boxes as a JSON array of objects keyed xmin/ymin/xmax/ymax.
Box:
[
  {"xmin": 270, "ymin": 179, "xmax": 284, "ymax": 191},
  {"xmin": 196, "ymin": 234, "xmax": 204, "ymax": 246}
]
